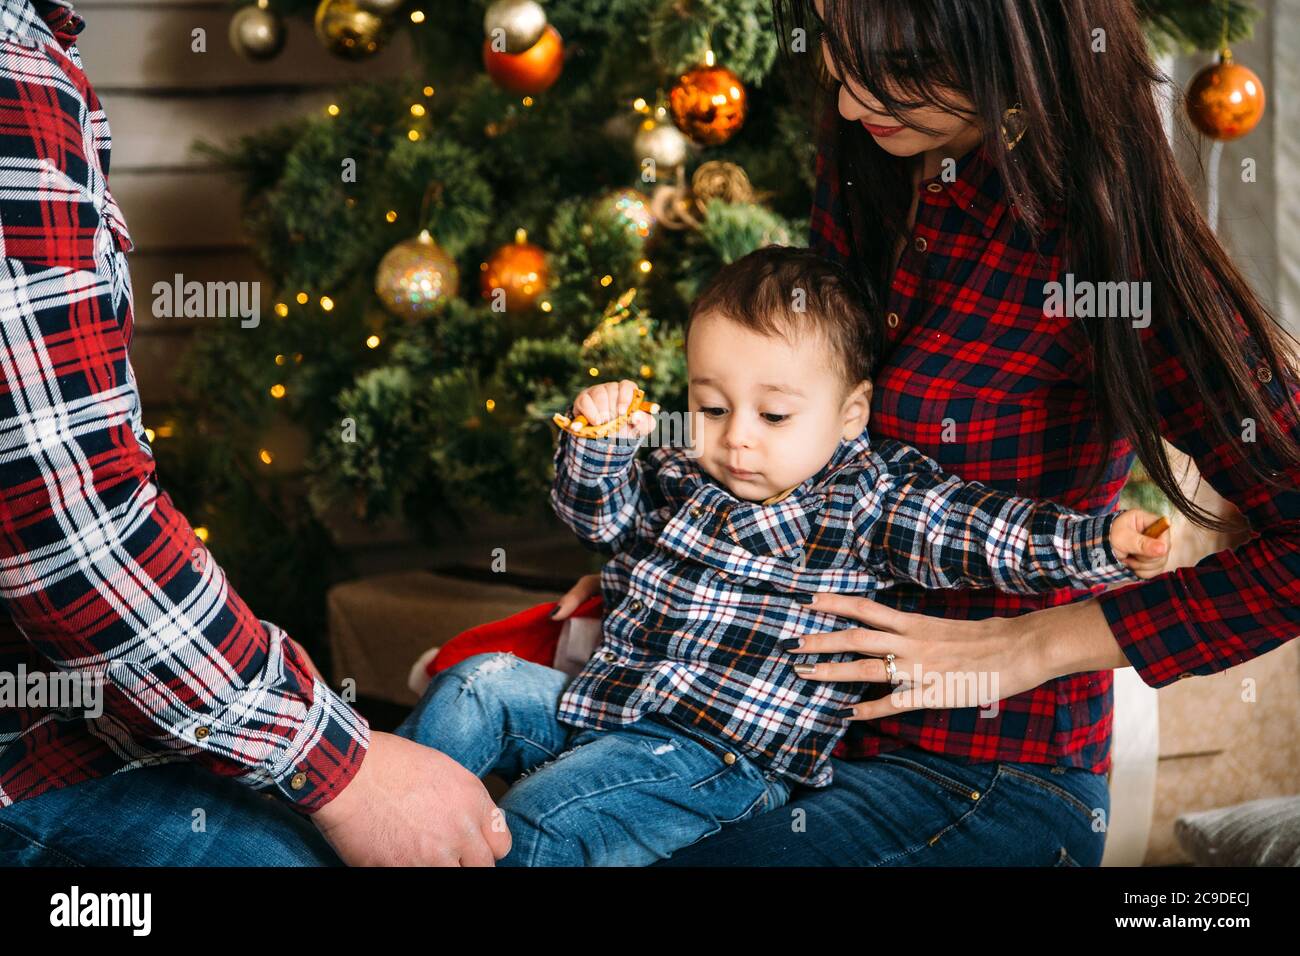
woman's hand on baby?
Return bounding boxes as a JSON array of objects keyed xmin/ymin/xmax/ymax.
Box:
[
  {"xmin": 1109, "ymin": 508, "xmax": 1171, "ymax": 579},
  {"xmin": 572, "ymin": 380, "xmax": 656, "ymax": 439}
]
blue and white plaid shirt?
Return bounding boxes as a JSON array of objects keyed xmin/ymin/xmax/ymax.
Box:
[{"xmin": 549, "ymin": 424, "xmax": 1138, "ymax": 786}]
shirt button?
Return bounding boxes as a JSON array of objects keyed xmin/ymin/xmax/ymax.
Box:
[
  {"xmin": 886, "ymin": 312, "xmax": 900, "ymax": 328},
  {"xmin": 1256, "ymin": 366, "xmax": 1273, "ymax": 383},
  {"xmin": 723, "ymin": 752, "xmax": 737, "ymax": 765},
  {"xmin": 195, "ymin": 726, "xmax": 211, "ymax": 740},
  {"xmin": 601, "ymin": 650, "xmax": 618, "ymax": 663},
  {"xmin": 689, "ymin": 505, "xmax": 704, "ymax": 518},
  {"xmin": 629, "ymin": 598, "xmax": 643, "ymax": 612},
  {"xmin": 914, "ymin": 236, "xmax": 928, "ymax": 252},
  {"xmin": 290, "ymin": 772, "xmax": 307, "ymax": 790},
  {"xmin": 926, "ymin": 182, "xmax": 943, "ymax": 193},
  {"xmin": 1177, "ymin": 671, "xmax": 1195, "ymax": 680}
]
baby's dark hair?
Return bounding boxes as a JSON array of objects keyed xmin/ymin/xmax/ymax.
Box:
[{"xmin": 685, "ymin": 245, "xmax": 882, "ymax": 388}]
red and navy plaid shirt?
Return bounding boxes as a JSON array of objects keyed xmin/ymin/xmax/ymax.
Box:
[
  {"xmin": 0, "ymin": 0, "xmax": 368, "ymax": 811},
  {"xmin": 811, "ymin": 108, "xmax": 1300, "ymax": 774},
  {"xmin": 549, "ymin": 422, "xmax": 1136, "ymax": 786}
]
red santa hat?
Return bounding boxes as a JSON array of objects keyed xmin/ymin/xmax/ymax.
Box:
[{"xmin": 407, "ymin": 594, "xmax": 605, "ymax": 696}]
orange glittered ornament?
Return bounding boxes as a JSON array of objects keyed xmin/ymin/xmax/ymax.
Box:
[
  {"xmin": 668, "ymin": 60, "xmax": 747, "ymax": 146},
  {"xmin": 480, "ymin": 229, "xmax": 549, "ymax": 313},
  {"xmin": 483, "ymin": 23, "xmax": 564, "ymax": 95},
  {"xmin": 1185, "ymin": 49, "xmax": 1266, "ymax": 142}
]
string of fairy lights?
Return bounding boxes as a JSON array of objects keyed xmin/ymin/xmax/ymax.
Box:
[{"xmin": 169, "ymin": 10, "xmax": 756, "ymax": 541}]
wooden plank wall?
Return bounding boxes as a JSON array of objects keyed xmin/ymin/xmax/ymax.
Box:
[
  {"xmin": 73, "ymin": 0, "xmax": 418, "ymax": 405},
  {"xmin": 74, "ymin": 0, "xmax": 1294, "ymax": 405}
]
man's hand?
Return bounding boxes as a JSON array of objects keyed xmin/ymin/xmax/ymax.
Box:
[
  {"xmin": 1110, "ymin": 508, "xmax": 1171, "ymax": 579},
  {"xmin": 311, "ymin": 731, "xmax": 511, "ymax": 866}
]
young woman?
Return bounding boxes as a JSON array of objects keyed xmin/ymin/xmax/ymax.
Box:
[{"xmin": 553, "ymin": 0, "xmax": 1300, "ymax": 866}]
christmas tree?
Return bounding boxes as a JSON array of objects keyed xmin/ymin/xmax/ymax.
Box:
[{"xmin": 158, "ymin": 0, "xmax": 1259, "ymax": 650}]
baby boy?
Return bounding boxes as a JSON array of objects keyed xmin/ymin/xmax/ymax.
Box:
[{"xmin": 397, "ymin": 245, "xmax": 1169, "ymax": 867}]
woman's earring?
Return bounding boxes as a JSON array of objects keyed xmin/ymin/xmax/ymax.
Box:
[{"xmin": 1001, "ymin": 103, "xmax": 1028, "ymax": 151}]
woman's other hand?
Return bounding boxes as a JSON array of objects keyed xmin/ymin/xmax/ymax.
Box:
[{"xmin": 552, "ymin": 573, "xmax": 601, "ymax": 620}]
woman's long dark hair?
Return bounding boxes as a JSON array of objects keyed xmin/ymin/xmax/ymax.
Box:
[{"xmin": 774, "ymin": 0, "xmax": 1300, "ymax": 531}]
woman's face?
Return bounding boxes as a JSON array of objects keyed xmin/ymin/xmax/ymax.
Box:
[{"xmin": 812, "ymin": 0, "xmax": 982, "ymax": 159}]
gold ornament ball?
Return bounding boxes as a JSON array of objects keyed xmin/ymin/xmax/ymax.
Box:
[
  {"xmin": 355, "ymin": 0, "xmax": 405, "ymax": 16},
  {"xmin": 1185, "ymin": 51, "xmax": 1266, "ymax": 142},
  {"xmin": 375, "ymin": 229, "xmax": 459, "ymax": 321},
  {"xmin": 594, "ymin": 188, "xmax": 656, "ymax": 242},
  {"xmin": 669, "ymin": 63, "xmax": 748, "ymax": 146},
  {"xmin": 483, "ymin": 0, "xmax": 548, "ymax": 55},
  {"xmin": 480, "ymin": 232, "xmax": 549, "ymax": 313},
  {"xmin": 229, "ymin": 4, "xmax": 285, "ymax": 61},
  {"xmin": 314, "ymin": 0, "xmax": 388, "ymax": 61}
]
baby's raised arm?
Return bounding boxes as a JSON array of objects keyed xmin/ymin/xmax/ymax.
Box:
[{"xmin": 550, "ymin": 380, "xmax": 660, "ymax": 556}]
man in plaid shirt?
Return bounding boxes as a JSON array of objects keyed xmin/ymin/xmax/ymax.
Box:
[
  {"xmin": 396, "ymin": 246, "xmax": 1170, "ymax": 865},
  {"xmin": 0, "ymin": 0, "xmax": 510, "ymax": 865}
]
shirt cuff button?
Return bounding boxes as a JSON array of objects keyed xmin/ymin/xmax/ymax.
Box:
[
  {"xmin": 290, "ymin": 772, "xmax": 307, "ymax": 790},
  {"xmin": 195, "ymin": 726, "xmax": 211, "ymax": 740}
]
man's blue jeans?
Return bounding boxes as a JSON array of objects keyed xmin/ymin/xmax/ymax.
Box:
[
  {"xmin": 0, "ymin": 761, "xmax": 342, "ymax": 866},
  {"xmin": 394, "ymin": 652, "xmax": 794, "ymax": 866}
]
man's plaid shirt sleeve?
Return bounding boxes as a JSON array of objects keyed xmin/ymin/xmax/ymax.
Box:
[
  {"xmin": 550, "ymin": 414, "xmax": 654, "ymax": 556},
  {"xmin": 858, "ymin": 441, "xmax": 1139, "ymax": 593},
  {"xmin": 0, "ymin": 29, "xmax": 367, "ymax": 812}
]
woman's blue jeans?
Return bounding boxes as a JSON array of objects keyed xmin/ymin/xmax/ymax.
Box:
[{"xmin": 0, "ymin": 656, "xmax": 1110, "ymax": 866}]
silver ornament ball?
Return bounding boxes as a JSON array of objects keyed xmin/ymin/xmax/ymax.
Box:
[
  {"xmin": 634, "ymin": 120, "xmax": 690, "ymax": 173},
  {"xmin": 229, "ymin": 4, "xmax": 286, "ymax": 61},
  {"xmin": 483, "ymin": 0, "xmax": 548, "ymax": 54}
]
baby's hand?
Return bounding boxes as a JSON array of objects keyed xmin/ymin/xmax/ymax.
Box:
[
  {"xmin": 1109, "ymin": 509, "xmax": 1171, "ymax": 579},
  {"xmin": 572, "ymin": 380, "xmax": 656, "ymax": 439}
]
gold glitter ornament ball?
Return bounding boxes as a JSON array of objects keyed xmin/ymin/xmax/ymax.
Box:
[
  {"xmin": 314, "ymin": 0, "xmax": 387, "ymax": 60},
  {"xmin": 593, "ymin": 188, "xmax": 656, "ymax": 242},
  {"xmin": 375, "ymin": 230, "xmax": 460, "ymax": 321}
]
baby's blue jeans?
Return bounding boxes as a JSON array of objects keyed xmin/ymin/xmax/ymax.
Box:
[{"xmin": 395, "ymin": 652, "xmax": 793, "ymax": 866}]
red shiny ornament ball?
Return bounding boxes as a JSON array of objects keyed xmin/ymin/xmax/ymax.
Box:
[
  {"xmin": 480, "ymin": 239, "xmax": 549, "ymax": 312},
  {"xmin": 669, "ymin": 63, "xmax": 748, "ymax": 146},
  {"xmin": 483, "ymin": 24, "xmax": 564, "ymax": 95},
  {"xmin": 1185, "ymin": 55, "xmax": 1266, "ymax": 141}
]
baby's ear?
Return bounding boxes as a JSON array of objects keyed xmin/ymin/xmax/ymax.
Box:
[{"xmin": 842, "ymin": 379, "xmax": 873, "ymax": 437}]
